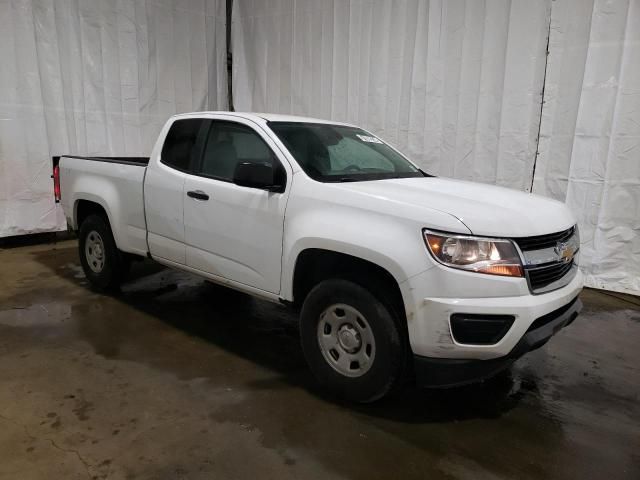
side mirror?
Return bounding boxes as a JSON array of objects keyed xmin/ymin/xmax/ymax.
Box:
[{"xmin": 233, "ymin": 162, "xmax": 283, "ymax": 192}]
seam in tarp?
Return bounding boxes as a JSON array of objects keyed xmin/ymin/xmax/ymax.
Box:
[
  {"xmin": 530, "ymin": 4, "xmax": 552, "ymax": 193},
  {"xmin": 226, "ymin": 0, "xmax": 234, "ymax": 111}
]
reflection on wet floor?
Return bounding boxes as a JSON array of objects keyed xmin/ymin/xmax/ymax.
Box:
[{"xmin": 0, "ymin": 240, "xmax": 638, "ymax": 479}]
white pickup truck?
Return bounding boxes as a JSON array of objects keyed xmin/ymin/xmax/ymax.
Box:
[{"xmin": 53, "ymin": 112, "xmax": 583, "ymax": 402}]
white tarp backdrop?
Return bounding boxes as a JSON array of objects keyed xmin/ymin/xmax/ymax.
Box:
[
  {"xmin": 0, "ymin": 0, "xmax": 637, "ymax": 295},
  {"xmin": 232, "ymin": 0, "xmax": 640, "ymax": 295},
  {"xmin": 233, "ymin": 0, "xmax": 550, "ymax": 190},
  {"xmin": 0, "ymin": 0, "xmax": 227, "ymax": 237},
  {"xmin": 533, "ymin": 0, "xmax": 640, "ymax": 295}
]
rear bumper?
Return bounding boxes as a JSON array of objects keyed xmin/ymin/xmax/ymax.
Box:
[{"xmin": 414, "ymin": 296, "xmax": 583, "ymax": 387}]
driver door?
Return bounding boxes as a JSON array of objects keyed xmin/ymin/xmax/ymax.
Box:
[{"xmin": 183, "ymin": 118, "xmax": 290, "ymax": 294}]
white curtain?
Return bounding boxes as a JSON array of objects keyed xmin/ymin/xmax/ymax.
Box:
[
  {"xmin": 533, "ymin": 0, "xmax": 640, "ymax": 295},
  {"xmin": 0, "ymin": 0, "xmax": 227, "ymax": 237},
  {"xmin": 232, "ymin": 0, "xmax": 551, "ymax": 190},
  {"xmin": 232, "ymin": 0, "xmax": 640, "ymax": 295},
  {"xmin": 2, "ymin": 0, "xmax": 637, "ymax": 294}
]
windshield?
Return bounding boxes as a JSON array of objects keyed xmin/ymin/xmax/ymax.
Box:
[{"xmin": 267, "ymin": 122, "xmax": 425, "ymax": 182}]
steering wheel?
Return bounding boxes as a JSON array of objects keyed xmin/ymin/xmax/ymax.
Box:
[{"xmin": 343, "ymin": 165, "xmax": 361, "ymax": 172}]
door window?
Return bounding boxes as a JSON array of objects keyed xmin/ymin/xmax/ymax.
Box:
[
  {"xmin": 161, "ymin": 119, "xmax": 207, "ymax": 172},
  {"xmin": 198, "ymin": 121, "xmax": 280, "ymax": 181}
]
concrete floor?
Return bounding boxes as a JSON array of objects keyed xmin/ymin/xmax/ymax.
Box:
[{"xmin": 0, "ymin": 240, "xmax": 638, "ymax": 480}]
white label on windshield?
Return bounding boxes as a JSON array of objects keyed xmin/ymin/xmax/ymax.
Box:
[{"xmin": 356, "ymin": 134, "xmax": 383, "ymax": 144}]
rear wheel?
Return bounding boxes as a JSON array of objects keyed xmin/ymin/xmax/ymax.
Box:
[
  {"xmin": 300, "ymin": 279, "xmax": 406, "ymax": 403},
  {"xmin": 78, "ymin": 214, "xmax": 130, "ymax": 291}
]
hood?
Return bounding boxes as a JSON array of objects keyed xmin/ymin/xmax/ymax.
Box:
[{"xmin": 333, "ymin": 177, "xmax": 575, "ymax": 237}]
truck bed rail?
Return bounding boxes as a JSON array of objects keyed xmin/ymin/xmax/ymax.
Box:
[{"xmin": 53, "ymin": 155, "xmax": 150, "ymax": 167}]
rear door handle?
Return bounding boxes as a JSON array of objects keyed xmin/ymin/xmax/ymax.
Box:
[{"xmin": 187, "ymin": 190, "xmax": 209, "ymax": 201}]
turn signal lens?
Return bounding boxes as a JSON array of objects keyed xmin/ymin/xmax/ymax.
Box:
[
  {"xmin": 424, "ymin": 231, "xmax": 523, "ymax": 277},
  {"xmin": 479, "ymin": 264, "xmax": 523, "ymax": 277}
]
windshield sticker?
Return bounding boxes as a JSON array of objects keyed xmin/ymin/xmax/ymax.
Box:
[{"xmin": 356, "ymin": 134, "xmax": 383, "ymax": 144}]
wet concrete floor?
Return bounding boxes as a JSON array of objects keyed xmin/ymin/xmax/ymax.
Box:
[{"xmin": 0, "ymin": 239, "xmax": 638, "ymax": 479}]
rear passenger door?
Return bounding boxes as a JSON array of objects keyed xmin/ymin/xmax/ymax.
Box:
[
  {"xmin": 183, "ymin": 118, "xmax": 289, "ymax": 294},
  {"xmin": 145, "ymin": 118, "xmax": 209, "ymax": 264}
]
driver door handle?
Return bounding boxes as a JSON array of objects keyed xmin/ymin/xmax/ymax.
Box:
[{"xmin": 187, "ymin": 190, "xmax": 209, "ymax": 201}]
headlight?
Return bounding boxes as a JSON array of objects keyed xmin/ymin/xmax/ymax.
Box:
[{"xmin": 423, "ymin": 230, "xmax": 523, "ymax": 277}]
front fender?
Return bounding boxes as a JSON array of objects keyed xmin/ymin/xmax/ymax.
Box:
[{"xmin": 280, "ymin": 206, "xmax": 438, "ymax": 302}]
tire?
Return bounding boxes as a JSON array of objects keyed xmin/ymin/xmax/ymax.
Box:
[
  {"xmin": 78, "ymin": 214, "xmax": 130, "ymax": 291},
  {"xmin": 300, "ymin": 279, "xmax": 406, "ymax": 403}
]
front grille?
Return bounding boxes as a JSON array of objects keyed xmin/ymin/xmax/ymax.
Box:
[
  {"xmin": 513, "ymin": 226, "xmax": 575, "ymax": 251},
  {"xmin": 527, "ymin": 260, "xmax": 575, "ymax": 291},
  {"xmin": 514, "ymin": 226, "xmax": 578, "ymax": 293}
]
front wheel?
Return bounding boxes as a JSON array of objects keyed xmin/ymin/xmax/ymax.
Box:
[
  {"xmin": 300, "ymin": 279, "xmax": 406, "ymax": 403},
  {"xmin": 78, "ymin": 214, "xmax": 130, "ymax": 291}
]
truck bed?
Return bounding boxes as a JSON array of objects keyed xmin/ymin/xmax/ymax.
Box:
[{"xmin": 56, "ymin": 154, "xmax": 149, "ymax": 257}]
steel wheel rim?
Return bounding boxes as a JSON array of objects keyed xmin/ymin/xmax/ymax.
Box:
[
  {"xmin": 85, "ymin": 230, "xmax": 105, "ymax": 273},
  {"xmin": 317, "ymin": 303, "xmax": 376, "ymax": 377}
]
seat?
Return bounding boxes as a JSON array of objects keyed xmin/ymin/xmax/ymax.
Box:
[
  {"xmin": 202, "ymin": 140, "xmax": 238, "ymax": 179},
  {"xmin": 285, "ymin": 131, "xmax": 330, "ymax": 177}
]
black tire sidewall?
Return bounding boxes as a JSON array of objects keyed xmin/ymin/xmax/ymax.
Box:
[
  {"xmin": 300, "ymin": 279, "xmax": 405, "ymax": 403},
  {"xmin": 78, "ymin": 214, "xmax": 124, "ymax": 290}
]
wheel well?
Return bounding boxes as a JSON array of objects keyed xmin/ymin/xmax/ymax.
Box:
[
  {"xmin": 75, "ymin": 200, "xmax": 108, "ymax": 229},
  {"xmin": 292, "ymin": 249, "xmax": 406, "ymax": 321}
]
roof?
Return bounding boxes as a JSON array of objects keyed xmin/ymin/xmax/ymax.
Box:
[
  {"xmin": 249, "ymin": 112, "xmax": 354, "ymax": 126},
  {"xmin": 172, "ymin": 111, "xmax": 356, "ymax": 127}
]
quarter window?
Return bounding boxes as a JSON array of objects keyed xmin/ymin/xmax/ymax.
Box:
[{"xmin": 161, "ymin": 119, "xmax": 206, "ymax": 172}]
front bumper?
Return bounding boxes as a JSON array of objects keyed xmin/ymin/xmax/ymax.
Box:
[
  {"xmin": 413, "ymin": 296, "xmax": 582, "ymax": 387},
  {"xmin": 402, "ymin": 267, "xmax": 584, "ymax": 359},
  {"xmin": 399, "ymin": 264, "xmax": 584, "ymax": 386}
]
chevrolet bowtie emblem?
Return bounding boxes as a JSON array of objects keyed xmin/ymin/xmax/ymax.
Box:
[{"xmin": 554, "ymin": 241, "xmax": 575, "ymax": 263}]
